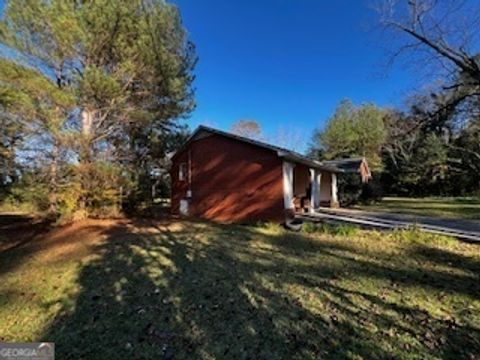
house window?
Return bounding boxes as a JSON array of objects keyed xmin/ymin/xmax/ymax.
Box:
[{"xmin": 179, "ymin": 162, "xmax": 187, "ymax": 181}]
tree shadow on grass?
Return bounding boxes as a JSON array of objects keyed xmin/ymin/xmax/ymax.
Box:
[
  {"xmin": 264, "ymin": 232, "xmax": 480, "ymax": 358},
  {"xmin": 408, "ymin": 243, "xmax": 480, "ymax": 276},
  {"xmin": 0, "ymin": 214, "xmax": 57, "ymax": 276},
  {"xmin": 0, "ymin": 214, "xmax": 51, "ymax": 251},
  {"xmin": 0, "ymin": 215, "xmax": 108, "ymax": 277},
  {"xmin": 42, "ymin": 220, "xmax": 480, "ymax": 359}
]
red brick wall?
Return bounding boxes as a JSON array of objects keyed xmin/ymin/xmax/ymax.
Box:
[{"xmin": 171, "ymin": 134, "xmax": 285, "ymax": 222}]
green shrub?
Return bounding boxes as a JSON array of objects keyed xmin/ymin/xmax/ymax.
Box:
[
  {"xmin": 78, "ymin": 161, "xmax": 129, "ymax": 220},
  {"xmin": 3, "ymin": 173, "xmax": 50, "ymax": 214},
  {"xmin": 0, "ymin": 200, "xmax": 39, "ymax": 214},
  {"xmin": 56, "ymin": 180, "xmax": 82, "ymax": 223}
]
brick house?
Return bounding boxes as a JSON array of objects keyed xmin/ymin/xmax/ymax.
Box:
[{"xmin": 170, "ymin": 126, "xmax": 370, "ymax": 223}]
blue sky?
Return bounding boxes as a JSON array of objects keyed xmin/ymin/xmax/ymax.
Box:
[
  {"xmin": 173, "ymin": 0, "xmax": 415, "ymax": 148},
  {"xmin": 0, "ymin": 0, "xmax": 416, "ymax": 152}
]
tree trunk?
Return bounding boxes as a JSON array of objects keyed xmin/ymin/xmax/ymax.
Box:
[
  {"xmin": 79, "ymin": 108, "xmax": 95, "ymax": 213},
  {"xmin": 49, "ymin": 141, "xmax": 59, "ymax": 217}
]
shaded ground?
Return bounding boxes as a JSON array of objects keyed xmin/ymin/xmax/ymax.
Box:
[
  {"xmin": 0, "ymin": 213, "xmax": 51, "ymax": 252},
  {"xmin": 357, "ymin": 197, "xmax": 480, "ymax": 220},
  {"xmin": 0, "ymin": 214, "xmax": 479, "ymax": 359}
]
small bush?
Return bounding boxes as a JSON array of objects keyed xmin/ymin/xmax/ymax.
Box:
[
  {"xmin": 0, "ymin": 200, "xmax": 39, "ymax": 214},
  {"xmin": 4, "ymin": 173, "xmax": 50, "ymax": 214},
  {"xmin": 56, "ymin": 181, "xmax": 82, "ymax": 223}
]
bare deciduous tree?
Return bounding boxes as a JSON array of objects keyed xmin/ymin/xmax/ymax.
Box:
[
  {"xmin": 230, "ymin": 119, "xmax": 262, "ymax": 139},
  {"xmin": 271, "ymin": 126, "xmax": 304, "ymax": 153},
  {"xmin": 376, "ymin": 0, "xmax": 480, "ymax": 119}
]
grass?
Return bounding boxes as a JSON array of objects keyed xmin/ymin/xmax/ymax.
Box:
[
  {"xmin": 0, "ymin": 215, "xmax": 479, "ymax": 359},
  {"xmin": 357, "ymin": 196, "xmax": 480, "ymax": 220},
  {"xmin": 302, "ymin": 222, "xmax": 360, "ymax": 237}
]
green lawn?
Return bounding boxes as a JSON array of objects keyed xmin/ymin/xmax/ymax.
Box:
[
  {"xmin": 0, "ymin": 216, "xmax": 479, "ymax": 359},
  {"xmin": 357, "ymin": 196, "xmax": 480, "ymax": 220}
]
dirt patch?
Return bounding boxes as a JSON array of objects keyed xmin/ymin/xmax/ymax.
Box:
[{"xmin": 0, "ymin": 215, "xmax": 133, "ymax": 271}]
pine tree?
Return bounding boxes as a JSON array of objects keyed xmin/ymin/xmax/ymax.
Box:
[{"xmin": 0, "ymin": 0, "xmax": 196, "ymax": 219}]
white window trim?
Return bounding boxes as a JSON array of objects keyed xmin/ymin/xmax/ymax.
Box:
[{"xmin": 179, "ymin": 162, "xmax": 187, "ymax": 181}]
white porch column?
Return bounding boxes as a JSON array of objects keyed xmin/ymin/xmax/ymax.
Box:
[
  {"xmin": 316, "ymin": 171, "xmax": 322, "ymax": 209},
  {"xmin": 331, "ymin": 172, "xmax": 339, "ymax": 207},
  {"xmin": 282, "ymin": 161, "xmax": 295, "ymax": 210},
  {"xmin": 310, "ymin": 169, "xmax": 321, "ymax": 212},
  {"xmin": 309, "ymin": 169, "xmax": 315, "ymax": 213}
]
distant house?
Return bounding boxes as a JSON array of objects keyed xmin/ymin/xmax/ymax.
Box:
[{"xmin": 170, "ymin": 126, "xmax": 370, "ymax": 223}]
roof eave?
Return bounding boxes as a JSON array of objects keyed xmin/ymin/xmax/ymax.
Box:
[{"xmin": 278, "ymin": 151, "xmax": 343, "ymax": 172}]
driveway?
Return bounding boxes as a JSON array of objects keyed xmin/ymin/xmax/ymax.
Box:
[{"xmin": 302, "ymin": 207, "xmax": 480, "ymax": 242}]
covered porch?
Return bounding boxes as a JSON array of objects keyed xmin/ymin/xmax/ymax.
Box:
[
  {"xmin": 277, "ymin": 149, "xmax": 371, "ymax": 219},
  {"xmin": 282, "ymin": 161, "xmax": 339, "ymax": 215}
]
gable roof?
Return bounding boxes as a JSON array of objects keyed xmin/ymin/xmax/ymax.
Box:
[
  {"xmin": 173, "ymin": 125, "xmax": 369, "ymax": 175},
  {"xmin": 323, "ymin": 158, "xmax": 370, "ymax": 174},
  {"xmin": 323, "ymin": 158, "xmax": 372, "ymax": 182}
]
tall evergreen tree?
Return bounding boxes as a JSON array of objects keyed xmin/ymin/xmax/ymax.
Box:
[{"xmin": 0, "ymin": 0, "xmax": 196, "ymax": 219}]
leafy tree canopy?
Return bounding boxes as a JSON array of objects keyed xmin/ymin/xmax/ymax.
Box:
[{"xmin": 309, "ymin": 99, "xmax": 387, "ymax": 170}]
